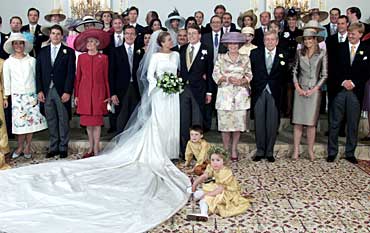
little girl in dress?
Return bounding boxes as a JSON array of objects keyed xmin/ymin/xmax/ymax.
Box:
[{"xmin": 187, "ymin": 146, "xmax": 250, "ymax": 221}]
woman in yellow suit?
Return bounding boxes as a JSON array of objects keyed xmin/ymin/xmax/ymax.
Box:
[{"xmin": 0, "ymin": 58, "xmax": 10, "ymax": 169}]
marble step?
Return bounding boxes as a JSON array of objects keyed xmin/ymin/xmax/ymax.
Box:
[
  {"xmin": 68, "ymin": 115, "xmax": 370, "ymax": 133},
  {"xmin": 9, "ymin": 129, "xmax": 370, "ymax": 161}
]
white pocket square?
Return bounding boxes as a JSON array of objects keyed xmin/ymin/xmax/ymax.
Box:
[{"xmin": 363, "ymin": 56, "xmax": 368, "ymax": 60}]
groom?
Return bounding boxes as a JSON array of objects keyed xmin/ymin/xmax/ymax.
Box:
[{"xmin": 179, "ymin": 25, "xmax": 213, "ymax": 156}]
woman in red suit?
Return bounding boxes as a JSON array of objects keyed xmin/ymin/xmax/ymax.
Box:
[{"xmin": 74, "ymin": 29, "xmax": 111, "ymax": 158}]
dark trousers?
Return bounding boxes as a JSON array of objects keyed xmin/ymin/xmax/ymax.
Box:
[
  {"xmin": 4, "ymin": 97, "xmax": 12, "ymax": 137},
  {"xmin": 254, "ymin": 90, "xmax": 279, "ymax": 158},
  {"xmin": 203, "ymin": 83, "xmax": 218, "ymax": 131},
  {"xmin": 116, "ymin": 83, "xmax": 140, "ymax": 135},
  {"xmin": 328, "ymin": 90, "xmax": 360, "ymax": 158},
  {"xmin": 180, "ymin": 87, "xmax": 203, "ymax": 158},
  {"xmin": 108, "ymin": 89, "xmax": 125, "ymax": 131},
  {"xmin": 44, "ymin": 87, "xmax": 70, "ymax": 152}
]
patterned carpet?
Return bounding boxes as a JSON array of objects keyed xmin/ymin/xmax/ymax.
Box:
[{"xmin": 7, "ymin": 152, "xmax": 370, "ymax": 233}]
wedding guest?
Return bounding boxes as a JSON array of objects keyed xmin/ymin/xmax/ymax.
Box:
[
  {"xmin": 301, "ymin": 10, "xmax": 329, "ymax": 45},
  {"xmin": 40, "ymin": 7, "xmax": 67, "ymax": 47},
  {"xmin": 273, "ymin": 6, "xmax": 287, "ymax": 30},
  {"xmin": 187, "ymin": 146, "xmax": 250, "ymax": 221},
  {"xmin": 171, "ymin": 28, "xmax": 187, "ymax": 51},
  {"xmin": 252, "ymin": 11, "xmax": 271, "ymax": 48},
  {"xmin": 237, "ymin": 10, "xmax": 257, "ymax": 29},
  {"xmin": 194, "ymin": 11, "xmax": 207, "ymax": 34},
  {"xmin": 0, "ymin": 16, "xmax": 10, "ymax": 59},
  {"xmin": 74, "ymin": 29, "xmax": 111, "ymax": 158},
  {"xmin": 109, "ymin": 26, "xmax": 145, "ymax": 134},
  {"xmin": 97, "ymin": 7, "xmax": 114, "ymax": 33},
  {"xmin": 292, "ymin": 29, "xmax": 327, "ymax": 161},
  {"xmin": 3, "ymin": 33, "xmax": 47, "ymax": 159},
  {"xmin": 346, "ymin": 7, "xmax": 370, "ymax": 34},
  {"xmin": 239, "ymin": 27, "xmax": 257, "ymax": 56},
  {"xmin": 184, "ymin": 125, "xmax": 210, "ymax": 176},
  {"xmin": 75, "ymin": 16, "xmax": 103, "ymax": 33},
  {"xmin": 327, "ymin": 23, "xmax": 370, "ymax": 164},
  {"xmin": 9, "ymin": 16, "xmax": 22, "ymax": 33},
  {"xmin": 361, "ymin": 33, "xmax": 370, "ymax": 141},
  {"xmin": 36, "ymin": 24, "xmax": 76, "ymax": 159},
  {"xmin": 213, "ymin": 32, "xmax": 252, "ymax": 161},
  {"xmin": 143, "ymin": 32, "xmax": 151, "ymax": 52},
  {"xmin": 103, "ymin": 15, "xmax": 123, "ymax": 56},
  {"xmin": 269, "ymin": 20, "xmax": 282, "ymax": 35},
  {"xmin": 280, "ymin": 8, "xmax": 303, "ymax": 117},
  {"xmin": 145, "ymin": 10, "xmax": 159, "ymax": 28},
  {"xmin": 324, "ymin": 8, "xmax": 341, "ymax": 37},
  {"xmin": 204, "ymin": 4, "xmax": 227, "ymax": 33},
  {"xmin": 250, "ymin": 31, "xmax": 288, "ymax": 162},
  {"xmin": 165, "ymin": 9, "xmax": 185, "ymax": 47},
  {"xmin": 128, "ymin": 6, "xmax": 145, "ymax": 48},
  {"xmin": 0, "ymin": 58, "xmax": 10, "ymax": 169},
  {"xmin": 21, "ymin": 8, "xmax": 49, "ymax": 57},
  {"xmin": 185, "ymin": 17, "xmax": 197, "ymax": 30},
  {"xmin": 149, "ymin": 18, "xmax": 163, "ymax": 32},
  {"xmin": 121, "ymin": 10, "xmax": 130, "ymax": 27},
  {"xmin": 222, "ymin": 12, "xmax": 239, "ymax": 33}
]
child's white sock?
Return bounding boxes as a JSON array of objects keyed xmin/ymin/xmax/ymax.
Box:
[
  {"xmin": 193, "ymin": 190, "xmax": 204, "ymax": 201},
  {"xmin": 199, "ymin": 199, "xmax": 208, "ymax": 216}
]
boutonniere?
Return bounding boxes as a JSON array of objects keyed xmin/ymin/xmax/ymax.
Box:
[
  {"xmin": 63, "ymin": 49, "xmax": 67, "ymax": 54},
  {"xmin": 38, "ymin": 33, "xmax": 43, "ymax": 36},
  {"xmin": 279, "ymin": 53, "xmax": 284, "ymax": 58},
  {"xmin": 136, "ymin": 49, "xmax": 141, "ymax": 55},
  {"xmin": 283, "ymin": 32, "xmax": 290, "ymax": 38},
  {"xmin": 280, "ymin": 61, "xmax": 285, "ymax": 66},
  {"xmin": 359, "ymin": 51, "xmax": 364, "ymax": 55},
  {"xmin": 201, "ymin": 49, "xmax": 207, "ymax": 55},
  {"xmin": 5, "ymin": 35, "xmax": 9, "ymax": 39},
  {"xmin": 363, "ymin": 56, "xmax": 368, "ymax": 61}
]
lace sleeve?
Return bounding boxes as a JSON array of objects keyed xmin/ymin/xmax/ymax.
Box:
[{"xmin": 147, "ymin": 53, "xmax": 158, "ymax": 96}]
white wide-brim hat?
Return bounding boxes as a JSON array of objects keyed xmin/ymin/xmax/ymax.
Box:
[
  {"xmin": 3, "ymin": 33, "xmax": 33, "ymax": 54},
  {"xmin": 75, "ymin": 16, "xmax": 104, "ymax": 33},
  {"xmin": 165, "ymin": 9, "xmax": 185, "ymax": 29}
]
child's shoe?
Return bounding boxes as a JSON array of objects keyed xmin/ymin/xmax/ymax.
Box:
[{"xmin": 186, "ymin": 213, "xmax": 208, "ymax": 222}]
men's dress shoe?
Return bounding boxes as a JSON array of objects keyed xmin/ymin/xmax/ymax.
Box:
[
  {"xmin": 267, "ymin": 156, "xmax": 275, "ymax": 162},
  {"xmin": 46, "ymin": 151, "xmax": 59, "ymax": 158},
  {"xmin": 107, "ymin": 128, "xmax": 116, "ymax": 134},
  {"xmin": 326, "ymin": 155, "xmax": 336, "ymax": 162},
  {"xmin": 59, "ymin": 151, "xmax": 68, "ymax": 158},
  {"xmin": 345, "ymin": 156, "xmax": 358, "ymax": 164},
  {"xmin": 186, "ymin": 213, "xmax": 208, "ymax": 222},
  {"xmin": 252, "ymin": 155, "xmax": 263, "ymax": 162}
]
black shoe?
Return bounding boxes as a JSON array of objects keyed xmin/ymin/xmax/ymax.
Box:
[
  {"xmin": 267, "ymin": 156, "xmax": 275, "ymax": 162},
  {"xmin": 345, "ymin": 156, "xmax": 358, "ymax": 164},
  {"xmin": 324, "ymin": 131, "xmax": 329, "ymax": 136},
  {"xmin": 107, "ymin": 128, "xmax": 116, "ymax": 134},
  {"xmin": 252, "ymin": 155, "xmax": 263, "ymax": 162},
  {"xmin": 46, "ymin": 151, "xmax": 59, "ymax": 158},
  {"xmin": 339, "ymin": 131, "xmax": 346, "ymax": 137},
  {"xmin": 59, "ymin": 151, "xmax": 68, "ymax": 158},
  {"xmin": 326, "ymin": 155, "xmax": 336, "ymax": 162}
]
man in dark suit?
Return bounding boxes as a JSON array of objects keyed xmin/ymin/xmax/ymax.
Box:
[
  {"xmin": 103, "ymin": 15, "xmax": 123, "ymax": 56},
  {"xmin": 274, "ymin": 6, "xmax": 288, "ymax": 31},
  {"xmin": 21, "ymin": 8, "xmax": 48, "ymax": 57},
  {"xmin": 222, "ymin": 12, "xmax": 239, "ymax": 34},
  {"xmin": 326, "ymin": 15, "xmax": 349, "ymax": 137},
  {"xmin": 204, "ymin": 4, "xmax": 237, "ymax": 34},
  {"xmin": 346, "ymin": 7, "xmax": 370, "ymax": 35},
  {"xmin": 171, "ymin": 29, "xmax": 188, "ymax": 52},
  {"xmin": 0, "ymin": 16, "xmax": 9, "ymax": 59},
  {"xmin": 179, "ymin": 25, "xmax": 213, "ymax": 154},
  {"xmin": 327, "ymin": 23, "xmax": 370, "ymax": 164},
  {"xmin": 36, "ymin": 25, "xmax": 76, "ymax": 159},
  {"xmin": 194, "ymin": 11, "xmax": 207, "ymax": 34},
  {"xmin": 128, "ymin": 6, "xmax": 145, "ymax": 48},
  {"xmin": 109, "ymin": 25, "xmax": 144, "ymax": 135},
  {"xmin": 201, "ymin": 15, "xmax": 227, "ymax": 131},
  {"xmin": 252, "ymin": 11, "xmax": 271, "ymax": 48},
  {"xmin": 324, "ymin": 8, "xmax": 341, "ymax": 38},
  {"xmin": 250, "ymin": 31, "xmax": 288, "ymax": 162}
]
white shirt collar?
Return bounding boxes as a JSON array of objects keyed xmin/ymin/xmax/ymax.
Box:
[
  {"xmin": 129, "ymin": 23, "xmax": 137, "ymax": 27},
  {"xmin": 223, "ymin": 26, "xmax": 230, "ymax": 32},
  {"xmin": 338, "ymin": 31, "xmax": 347, "ymax": 40},
  {"xmin": 51, "ymin": 43, "xmax": 62, "ymax": 50},
  {"xmin": 349, "ymin": 41, "xmax": 360, "ymax": 52},
  {"xmin": 115, "ymin": 32, "xmax": 123, "ymax": 37},
  {"xmin": 124, "ymin": 42, "xmax": 134, "ymax": 50},
  {"xmin": 265, "ymin": 47, "xmax": 277, "ymax": 57},
  {"xmin": 189, "ymin": 41, "xmax": 201, "ymax": 50},
  {"xmin": 330, "ymin": 22, "xmax": 337, "ymax": 27}
]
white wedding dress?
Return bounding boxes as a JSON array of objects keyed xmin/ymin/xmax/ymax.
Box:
[{"xmin": 0, "ymin": 48, "xmax": 190, "ymax": 232}]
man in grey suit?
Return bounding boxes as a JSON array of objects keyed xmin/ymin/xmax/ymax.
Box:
[
  {"xmin": 36, "ymin": 25, "xmax": 76, "ymax": 158},
  {"xmin": 250, "ymin": 31, "xmax": 288, "ymax": 162}
]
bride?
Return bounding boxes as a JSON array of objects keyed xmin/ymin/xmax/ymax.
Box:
[{"xmin": 0, "ymin": 31, "xmax": 190, "ymax": 233}]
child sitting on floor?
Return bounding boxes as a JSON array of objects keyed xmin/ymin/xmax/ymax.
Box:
[
  {"xmin": 186, "ymin": 145, "xmax": 250, "ymax": 221},
  {"xmin": 184, "ymin": 125, "xmax": 210, "ymax": 176}
]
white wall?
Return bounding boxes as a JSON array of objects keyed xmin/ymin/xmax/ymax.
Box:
[{"xmin": 1, "ymin": 0, "xmax": 370, "ymax": 32}]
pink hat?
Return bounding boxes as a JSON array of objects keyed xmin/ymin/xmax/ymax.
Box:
[{"xmin": 74, "ymin": 29, "xmax": 111, "ymax": 52}]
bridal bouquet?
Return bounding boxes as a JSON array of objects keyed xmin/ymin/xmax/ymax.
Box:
[{"xmin": 157, "ymin": 72, "xmax": 186, "ymax": 94}]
